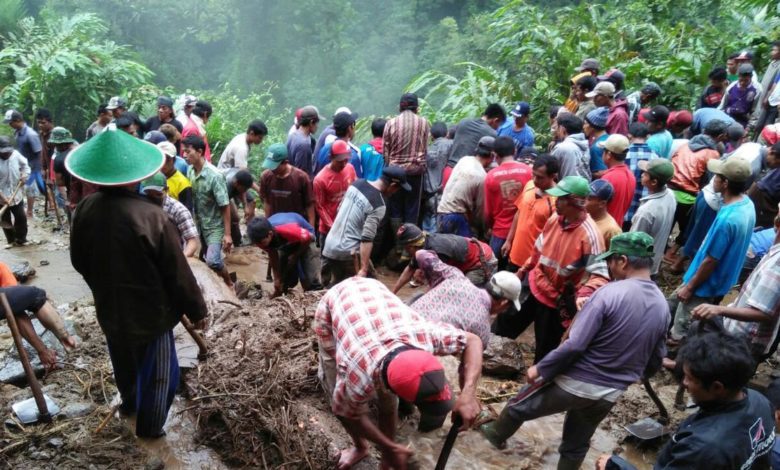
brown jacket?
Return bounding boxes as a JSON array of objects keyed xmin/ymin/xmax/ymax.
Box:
[{"xmin": 71, "ymin": 188, "xmax": 207, "ymax": 343}]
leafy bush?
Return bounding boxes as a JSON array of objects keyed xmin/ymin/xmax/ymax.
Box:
[
  {"xmin": 408, "ymin": 0, "xmax": 780, "ymax": 143},
  {"xmin": 0, "ymin": 13, "xmax": 152, "ymax": 137}
]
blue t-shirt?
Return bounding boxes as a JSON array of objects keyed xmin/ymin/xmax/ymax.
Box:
[
  {"xmin": 15, "ymin": 124, "xmax": 42, "ymax": 172},
  {"xmin": 174, "ymin": 156, "xmax": 189, "ymax": 175},
  {"xmin": 497, "ymin": 121, "xmax": 535, "ymax": 155},
  {"xmin": 314, "ymin": 141, "xmax": 361, "ymax": 177},
  {"xmin": 647, "ymin": 130, "xmax": 673, "ymax": 159},
  {"xmin": 691, "ymin": 108, "xmax": 736, "ymax": 135},
  {"xmin": 589, "ymin": 134, "xmax": 608, "ymax": 172},
  {"xmin": 684, "ymin": 197, "xmax": 756, "ymax": 297},
  {"xmin": 358, "ymin": 143, "xmax": 384, "ymax": 181},
  {"xmin": 772, "ymin": 437, "xmax": 780, "ymax": 470}
]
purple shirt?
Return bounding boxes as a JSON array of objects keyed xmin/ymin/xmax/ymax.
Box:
[
  {"xmin": 724, "ymin": 83, "xmax": 758, "ymax": 123},
  {"xmin": 536, "ymin": 278, "xmax": 669, "ymax": 390}
]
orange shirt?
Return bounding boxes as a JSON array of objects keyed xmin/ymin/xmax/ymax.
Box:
[
  {"xmin": 0, "ymin": 262, "xmax": 18, "ymax": 287},
  {"xmin": 508, "ymin": 182, "xmax": 556, "ymax": 267},
  {"xmin": 670, "ymin": 144, "xmax": 720, "ymax": 194},
  {"xmin": 522, "ymin": 213, "xmax": 609, "ymax": 308}
]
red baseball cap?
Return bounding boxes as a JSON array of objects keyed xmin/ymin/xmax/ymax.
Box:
[
  {"xmin": 330, "ymin": 140, "xmax": 351, "ymax": 161},
  {"xmin": 386, "ymin": 349, "xmax": 453, "ymax": 418},
  {"xmin": 667, "ymin": 110, "xmax": 693, "ymax": 128},
  {"xmin": 761, "ymin": 124, "xmax": 780, "ymax": 145}
]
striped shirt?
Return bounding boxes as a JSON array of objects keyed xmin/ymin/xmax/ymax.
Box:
[
  {"xmin": 522, "ymin": 213, "xmax": 609, "ymax": 308},
  {"xmin": 382, "ymin": 110, "xmax": 430, "ymax": 173},
  {"xmin": 723, "ymin": 244, "xmax": 780, "ymax": 356}
]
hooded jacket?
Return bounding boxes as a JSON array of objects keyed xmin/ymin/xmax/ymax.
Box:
[
  {"xmin": 606, "ymin": 99, "xmax": 629, "ymax": 136},
  {"xmin": 669, "ymin": 134, "xmax": 720, "ymax": 194},
  {"xmin": 552, "ymin": 133, "xmax": 591, "ymax": 180}
]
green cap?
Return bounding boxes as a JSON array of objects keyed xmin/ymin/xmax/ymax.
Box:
[
  {"xmin": 707, "ymin": 156, "xmax": 752, "ymax": 183},
  {"xmin": 140, "ymin": 172, "xmax": 167, "ymax": 193},
  {"xmin": 48, "ymin": 127, "xmax": 75, "ymax": 144},
  {"xmin": 638, "ymin": 159, "xmax": 674, "ymax": 184},
  {"xmin": 65, "ymin": 127, "xmax": 165, "ymax": 186},
  {"xmin": 546, "ymin": 176, "xmax": 590, "ymax": 197},
  {"xmin": 262, "ymin": 143, "xmax": 288, "ymax": 170},
  {"xmin": 596, "ymin": 231, "xmax": 655, "ymax": 260}
]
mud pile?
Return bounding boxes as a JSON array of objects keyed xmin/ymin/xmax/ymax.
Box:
[
  {"xmin": 188, "ymin": 290, "xmax": 345, "ymax": 469},
  {"xmin": 0, "ymin": 303, "xmax": 151, "ymax": 469}
]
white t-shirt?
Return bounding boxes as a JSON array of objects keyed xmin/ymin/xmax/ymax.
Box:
[{"xmin": 217, "ymin": 133, "xmax": 249, "ymax": 170}]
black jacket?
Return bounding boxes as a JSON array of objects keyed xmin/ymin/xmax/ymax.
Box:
[
  {"xmin": 71, "ymin": 189, "xmax": 207, "ymax": 343},
  {"xmin": 608, "ymin": 388, "xmax": 774, "ymax": 469}
]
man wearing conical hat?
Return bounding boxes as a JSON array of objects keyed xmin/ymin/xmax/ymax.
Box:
[{"xmin": 68, "ymin": 127, "xmax": 208, "ymax": 438}]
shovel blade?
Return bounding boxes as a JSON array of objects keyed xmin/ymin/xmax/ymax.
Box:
[
  {"xmin": 624, "ymin": 417, "xmax": 669, "ymax": 440},
  {"xmin": 11, "ymin": 395, "xmax": 60, "ymax": 424}
]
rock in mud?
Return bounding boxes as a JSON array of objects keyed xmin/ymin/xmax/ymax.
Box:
[
  {"xmin": 0, "ymin": 251, "xmax": 36, "ymax": 282},
  {"xmin": 0, "ymin": 319, "xmax": 77, "ymax": 384},
  {"xmin": 482, "ymin": 335, "xmax": 526, "ymax": 379},
  {"xmin": 60, "ymin": 401, "xmax": 95, "ymax": 419}
]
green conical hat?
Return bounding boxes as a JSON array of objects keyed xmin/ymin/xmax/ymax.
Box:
[{"xmin": 65, "ymin": 127, "xmax": 165, "ymax": 186}]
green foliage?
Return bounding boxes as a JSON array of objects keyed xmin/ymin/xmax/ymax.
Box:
[
  {"xmin": 407, "ymin": 62, "xmax": 516, "ymax": 124},
  {"xmin": 0, "ymin": 0, "xmax": 27, "ymax": 41},
  {"xmin": 0, "ymin": 12, "xmax": 153, "ymax": 136},
  {"xmin": 408, "ymin": 0, "xmax": 780, "ymax": 139},
  {"xmin": 197, "ymin": 84, "xmax": 288, "ymax": 176}
]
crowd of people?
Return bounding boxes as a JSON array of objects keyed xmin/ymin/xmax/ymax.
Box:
[{"xmin": 0, "ymin": 42, "xmax": 780, "ymax": 469}]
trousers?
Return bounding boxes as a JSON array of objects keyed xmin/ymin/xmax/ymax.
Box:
[{"xmin": 106, "ymin": 330, "xmax": 179, "ymax": 438}]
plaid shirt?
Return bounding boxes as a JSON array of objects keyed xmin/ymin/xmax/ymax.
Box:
[
  {"xmin": 623, "ymin": 143, "xmax": 658, "ymax": 223},
  {"xmin": 723, "ymin": 244, "xmax": 780, "ymax": 356},
  {"xmin": 382, "ymin": 110, "xmax": 431, "ymax": 173},
  {"xmin": 313, "ymin": 277, "xmax": 467, "ymax": 418},
  {"xmin": 162, "ymin": 195, "xmax": 199, "ymax": 244}
]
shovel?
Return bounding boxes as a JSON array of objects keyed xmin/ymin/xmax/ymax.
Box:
[
  {"xmin": 1, "ymin": 293, "xmax": 58, "ymax": 424},
  {"xmin": 0, "ymin": 180, "xmax": 25, "ymax": 229},
  {"xmin": 624, "ymin": 378, "xmax": 670, "ymax": 441}
]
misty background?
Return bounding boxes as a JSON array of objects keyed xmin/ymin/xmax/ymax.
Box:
[{"xmin": 42, "ymin": 0, "xmax": 499, "ymax": 117}]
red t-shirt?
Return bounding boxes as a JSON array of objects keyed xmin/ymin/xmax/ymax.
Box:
[
  {"xmin": 601, "ymin": 164, "xmax": 636, "ymax": 224},
  {"xmin": 454, "ymin": 239, "xmax": 494, "ymax": 272},
  {"xmin": 313, "ymin": 163, "xmax": 357, "ymax": 234},
  {"xmin": 484, "ymin": 161, "xmax": 532, "ymax": 238}
]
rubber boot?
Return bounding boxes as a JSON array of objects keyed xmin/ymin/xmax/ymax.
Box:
[
  {"xmin": 479, "ymin": 407, "xmax": 521, "ymax": 449},
  {"xmin": 556, "ymin": 456, "xmax": 584, "ymax": 470}
]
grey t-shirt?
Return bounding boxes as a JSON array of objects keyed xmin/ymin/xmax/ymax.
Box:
[
  {"xmin": 447, "ymin": 118, "xmax": 496, "ymax": 167},
  {"xmin": 630, "ymin": 188, "xmax": 677, "ymax": 275},
  {"xmin": 322, "ymin": 179, "xmax": 386, "ymax": 260},
  {"xmin": 287, "ymin": 130, "xmax": 316, "ymax": 176}
]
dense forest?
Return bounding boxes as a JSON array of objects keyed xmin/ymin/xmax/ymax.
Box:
[{"xmin": 0, "ymin": 0, "xmax": 778, "ymax": 172}]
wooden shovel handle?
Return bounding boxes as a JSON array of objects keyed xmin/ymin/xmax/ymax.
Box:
[{"xmin": 1, "ymin": 293, "xmax": 51, "ymax": 423}]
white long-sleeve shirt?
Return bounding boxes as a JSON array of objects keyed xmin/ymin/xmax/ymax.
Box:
[{"xmin": 0, "ymin": 150, "xmax": 30, "ymax": 205}]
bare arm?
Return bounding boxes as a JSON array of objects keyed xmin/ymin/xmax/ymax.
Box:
[
  {"xmin": 358, "ymin": 241, "xmax": 373, "ymax": 276},
  {"xmin": 693, "ymin": 304, "xmax": 773, "ymax": 323},
  {"xmin": 392, "ymin": 265, "xmax": 415, "ymax": 294},
  {"xmin": 183, "ymin": 237, "xmax": 200, "ymax": 258},
  {"xmin": 678, "ymin": 255, "xmax": 718, "ymax": 300},
  {"xmin": 452, "ymin": 332, "xmax": 483, "ymax": 430},
  {"xmin": 220, "ymin": 205, "xmax": 232, "ymax": 253},
  {"xmin": 502, "ymin": 210, "xmax": 519, "ymax": 257}
]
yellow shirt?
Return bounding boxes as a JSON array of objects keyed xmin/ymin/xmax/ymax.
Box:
[
  {"xmin": 166, "ymin": 170, "xmax": 191, "ymax": 201},
  {"xmin": 594, "ymin": 213, "xmax": 623, "ymax": 249}
]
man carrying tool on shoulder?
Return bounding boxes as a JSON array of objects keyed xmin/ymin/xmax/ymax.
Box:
[
  {"xmin": 0, "ymin": 136, "xmax": 30, "ymax": 247},
  {"xmin": 480, "ymin": 232, "xmax": 668, "ymax": 470},
  {"xmin": 314, "ymin": 276, "xmax": 483, "ymax": 469}
]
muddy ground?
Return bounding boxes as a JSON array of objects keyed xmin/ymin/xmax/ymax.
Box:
[{"xmin": 0, "ymin": 213, "xmax": 773, "ymax": 469}]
